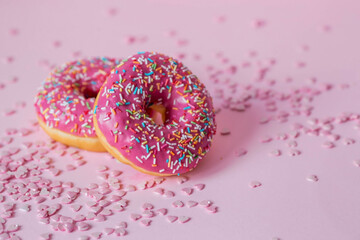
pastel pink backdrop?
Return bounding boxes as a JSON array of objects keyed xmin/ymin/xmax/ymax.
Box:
[{"xmin": 1, "ymin": 0, "xmax": 360, "ymax": 239}]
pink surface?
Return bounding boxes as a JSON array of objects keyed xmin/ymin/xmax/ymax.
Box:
[{"xmin": 1, "ymin": 0, "xmax": 360, "ymax": 240}]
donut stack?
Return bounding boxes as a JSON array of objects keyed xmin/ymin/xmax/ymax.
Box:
[{"xmin": 34, "ymin": 52, "xmax": 217, "ymax": 176}]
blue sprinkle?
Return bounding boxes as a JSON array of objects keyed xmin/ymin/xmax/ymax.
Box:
[
  {"xmin": 184, "ymin": 106, "xmax": 191, "ymax": 110},
  {"xmin": 147, "ymin": 58, "xmax": 154, "ymax": 63},
  {"xmin": 135, "ymin": 138, "xmax": 140, "ymax": 143},
  {"xmin": 145, "ymin": 72, "xmax": 154, "ymax": 76},
  {"xmin": 94, "ymin": 105, "xmax": 98, "ymax": 113},
  {"xmin": 134, "ymin": 87, "xmax": 138, "ymax": 94}
]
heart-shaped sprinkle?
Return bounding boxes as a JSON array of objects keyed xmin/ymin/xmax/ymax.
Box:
[
  {"xmin": 206, "ymin": 205, "xmax": 218, "ymax": 213},
  {"xmin": 142, "ymin": 203, "xmax": 154, "ymax": 210},
  {"xmin": 94, "ymin": 214, "xmax": 106, "ymax": 222},
  {"xmin": 109, "ymin": 195, "xmax": 122, "ymax": 202},
  {"xmin": 125, "ymin": 185, "xmax": 136, "ymax": 192},
  {"xmin": 199, "ymin": 200, "xmax": 212, "ymax": 207},
  {"xmin": 353, "ymin": 160, "xmax": 360, "ymax": 167},
  {"xmin": 306, "ymin": 175, "xmax": 319, "ymax": 182},
  {"xmin": 249, "ymin": 181, "xmax": 262, "ymax": 188},
  {"xmin": 19, "ymin": 204, "xmax": 30, "ymax": 212},
  {"xmin": 70, "ymin": 204, "xmax": 81, "ymax": 212},
  {"xmin": 90, "ymin": 206, "xmax": 102, "ymax": 214},
  {"xmin": 146, "ymin": 180, "xmax": 156, "ymax": 188},
  {"xmin": 86, "ymin": 201, "xmax": 97, "ymax": 207},
  {"xmin": 166, "ymin": 216, "xmax": 178, "ymax": 223},
  {"xmin": 322, "ymin": 141, "xmax": 335, "ymax": 149},
  {"xmin": 194, "ymin": 184, "xmax": 205, "ymax": 191},
  {"xmin": 164, "ymin": 191, "xmax": 175, "ymax": 198},
  {"xmin": 90, "ymin": 232, "xmax": 102, "ymax": 239},
  {"xmin": 7, "ymin": 224, "xmax": 20, "ymax": 232},
  {"xmin": 154, "ymin": 177, "xmax": 165, "ymax": 184},
  {"xmin": 110, "ymin": 170, "xmax": 122, "ymax": 177},
  {"xmin": 140, "ymin": 219, "xmax": 151, "ymax": 226},
  {"xmin": 186, "ymin": 201, "xmax": 198, "ymax": 208},
  {"xmin": 74, "ymin": 214, "xmax": 86, "ymax": 222},
  {"xmin": 77, "ymin": 222, "xmax": 91, "ymax": 231},
  {"xmin": 176, "ymin": 176, "xmax": 188, "ymax": 184},
  {"xmin": 178, "ymin": 216, "xmax": 191, "ymax": 223},
  {"xmin": 153, "ymin": 188, "xmax": 164, "ymax": 195},
  {"xmin": 117, "ymin": 221, "xmax": 127, "ymax": 228},
  {"xmin": 181, "ymin": 187, "xmax": 193, "ymax": 195},
  {"xmin": 130, "ymin": 213, "xmax": 142, "ymax": 221},
  {"xmin": 142, "ymin": 210, "xmax": 155, "ymax": 218},
  {"xmin": 172, "ymin": 200, "xmax": 184, "ymax": 208},
  {"xmin": 156, "ymin": 208, "xmax": 167, "ymax": 215},
  {"xmin": 97, "ymin": 165, "xmax": 108, "ymax": 172},
  {"xmin": 114, "ymin": 228, "xmax": 127, "ymax": 236},
  {"xmin": 101, "ymin": 209, "xmax": 112, "ymax": 216},
  {"xmin": 103, "ymin": 228, "xmax": 114, "ymax": 235}
]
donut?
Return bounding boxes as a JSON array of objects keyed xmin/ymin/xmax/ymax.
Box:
[
  {"xmin": 34, "ymin": 57, "xmax": 120, "ymax": 151},
  {"xmin": 94, "ymin": 52, "xmax": 216, "ymax": 176}
]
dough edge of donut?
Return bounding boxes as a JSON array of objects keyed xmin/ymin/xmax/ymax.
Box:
[
  {"xmin": 93, "ymin": 96, "xmax": 175, "ymax": 177},
  {"xmin": 37, "ymin": 116, "xmax": 106, "ymax": 152}
]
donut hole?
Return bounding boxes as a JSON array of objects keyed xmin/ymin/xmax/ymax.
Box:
[
  {"xmin": 147, "ymin": 104, "xmax": 166, "ymax": 125},
  {"xmin": 83, "ymin": 88, "xmax": 99, "ymax": 99}
]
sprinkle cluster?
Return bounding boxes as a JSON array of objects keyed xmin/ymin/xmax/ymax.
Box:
[
  {"xmin": 34, "ymin": 57, "xmax": 120, "ymax": 137},
  {"xmin": 95, "ymin": 52, "xmax": 217, "ymax": 175}
]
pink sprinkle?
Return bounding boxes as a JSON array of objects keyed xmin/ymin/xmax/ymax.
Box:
[
  {"xmin": 253, "ymin": 19, "xmax": 266, "ymax": 28},
  {"xmin": 65, "ymin": 165, "xmax": 76, "ymax": 171},
  {"xmin": 194, "ymin": 184, "xmax": 205, "ymax": 191},
  {"xmin": 130, "ymin": 213, "xmax": 142, "ymax": 221},
  {"xmin": 322, "ymin": 141, "xmax": 335, "ymax": 149},
  {"xmin": 166, "ymin": 215, "xmax": 178, "ymax": 223},
  {"xmin": 306, "ymin": 175, "xmax": 319, "ymax": 182},
  {"xmin": 108, "ymin": 7, "xmax": 118, "ymax": 16},
  {"xmin": 172, "ymin": 200, "xmax": 184, "ymax": 208},
  {"xmin": 178, "ymin": 216, "xmax": 191, "ymax": 224},
  {"xmin": 142, "ymin": 203, "xmax": 154, "ymax": 210},
  {"xmin": 2, "ymin": 56, "xmax": 14, "ymax": 64},
  {"xmin": 353, "ymin": 160, "xmax": 360, "ymax": 167},
  {"xmin": 181, "ymin": 187, "xmax": 193, "ymax": 195},
  {"xmin": 97, "ymin": 165, "xmax": 108, "ymax": 172},
  {"xmin": 52, "ymin": 41, "xmax": 61, "ymax": 48},
  {"xmin": 214, "ymin": 15, "xmax": 226, "ymax": 23},
  {"xmin": 269, "ymin": 149, "xmax": 281, "ymax": 157},
  {"xmin": 249, "ymin": 181, "xmax": 262, "ymax": 188},
  {"xmin": 156, "ymin": 208, "xmax": 167, "ymax": 215},
  {"xmin": 161, "ymin": 190, "xmax": 174, "ymax": 198},
  {"xmin": 186, "ymin": 201, "xmax": 198, "ymax": 208},
  {"xmin": 9, "ymin": 28, "xmax": 19, "ymax": 36},
  {"xmin": 343, "ymin": 138, "xmax": 355, "ymax": 145},
  {"xmin": 140, "ymin": 219, "xmax": 151, "ymax": 226},
  {"xmin": 117, "ymin": 221, "xmax": 127, "ymax": 228},
  {"xmin": 114, "ymin": 228, "xmax": 127, "ymax": 236},
  {"xmin": 103, "ymin": 228, "xmax": 114, "ymax": 235}
]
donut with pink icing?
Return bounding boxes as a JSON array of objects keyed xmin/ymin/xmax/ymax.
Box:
[
  {"xmin": 94, "ymin": 52, "xmax": 216, "ymax": 175},
  {"xmin": 34, "ymin": 57, "xmax": 120, "ymax": 151}
]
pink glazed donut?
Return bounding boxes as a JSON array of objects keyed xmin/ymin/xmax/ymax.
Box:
[
  {"xmin": 34, "ymin": 57, "xmax": 120, "ymax": 151},
  {"xmin": 94, "ymin": 52, "xmax": 217, "ymax": 176}
]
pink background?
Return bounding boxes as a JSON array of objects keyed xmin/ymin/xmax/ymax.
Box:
[{"xmin": 1, "ymin": 0, "xmax": 360, "ymax": 239}]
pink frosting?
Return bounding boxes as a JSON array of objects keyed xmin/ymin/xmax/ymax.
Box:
[
  {"xmin": 34, "ymin": 57, "xmax": 120, "ymax": 137},
  {"xmin": 95, "ymin": 52, "xmax": 216, "ymax": 175}
]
